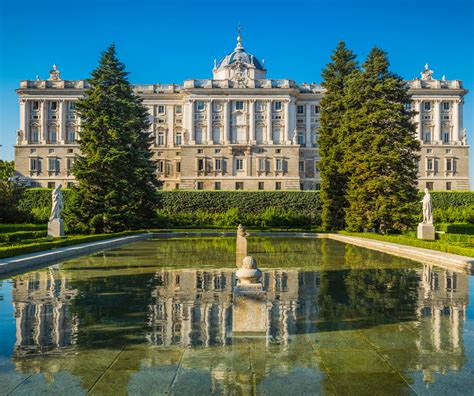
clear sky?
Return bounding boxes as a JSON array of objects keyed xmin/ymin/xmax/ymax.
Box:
[{"xmin": 0, "ymin": 0, "xmax": 473, "ymax": 186}]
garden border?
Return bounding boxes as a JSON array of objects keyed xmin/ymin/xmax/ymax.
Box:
[{"xmin": 0, "ymin": 231, "xmax": 472, "ymax": 277}]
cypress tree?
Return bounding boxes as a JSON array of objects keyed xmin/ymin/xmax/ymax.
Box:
[
  {"xmin": 319, "ymin": 41, "xmax": 358, "ymax": 230},
  {"xmin": 341, "ymin": 48, "xmax": 420, "ymax": 232},
  {"xmin": 65, "ymin": 44, "xmax": 159, "ymax": 233}
]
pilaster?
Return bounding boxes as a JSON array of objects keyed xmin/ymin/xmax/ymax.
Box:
[
  {"xmin": 59, "ymin": 100, "xmax": 66, "ymax": 144},
  {"xmin": 414, "ymin": 100, "xmax": 422, "ymax": 140},
  {"xmin": 452, "ymin": 99, "xmax": 460, "ymax": 142},
  {"xmin": 40, "ymin": 100, "xmax": 47, "ymax": 144},
  {"xmin": 433, "ymin": 99, "xmax": 441, "ymax": 142},
  {"xmin": 266, "ymin": 100, "xmax": 273, "ymax": 144},
  {"xmin": 206, "ymin": 99, "xmax": 213, "ymax": 144},
  {"xmin": 249, "ymin": 99, "xmax": 256, "ymax": 144},
  {"xmin": 224, "ymin": 100, "xmax": 230, "ymax": 144},
  {"xmin": 305, "ymin": 103, "xmax": 311, "ymax": 147},
  {"xmin": 167, "ymin": 105, "xmax": 174, "ymax": 147}
]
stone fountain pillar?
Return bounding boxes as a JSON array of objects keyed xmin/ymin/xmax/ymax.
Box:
[
  {"xmin": 235, "ymin": 224, "xmax": 248, "ymax": 267},
  {"xmin": 232, "ymin": 256, "xmax": 267, "ymax": 334}
]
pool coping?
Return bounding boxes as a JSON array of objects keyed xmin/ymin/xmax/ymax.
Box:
[{"xmin": 0, "ymin": 231, "xmax": 472, "ymax": 277}]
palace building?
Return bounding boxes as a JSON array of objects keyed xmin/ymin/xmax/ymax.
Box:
[{"xmin": 14, "ymin": 33, "xmax": 470, "ymax": 190}]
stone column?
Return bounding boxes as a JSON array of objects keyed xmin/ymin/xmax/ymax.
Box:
[
  {"xmin": 284, "ymin": 100, "xmax": 290, "ymax": 143},
  {"xmin": 41, "ymin": 100, "xmax": 47, "ymax": 143},
  {"xmin": 249, "ymin": 99, "xmax": 255, "ymax": 144},
  {"xmin": 288, "ymin": 98, "xmax": 296, "ymax": 144},
  {"xmin": 59, "ymin": 100, "xmax": 66, "ymax": 144},
  {"xmin": 305, "ymin": 103, "xmax": 311, "ymax": 147},
  {"xmin": 414, "ymin": 100, "xmax": 422, "ymax": 140},
  {"xmin": 452, "ymin": 99, "xmax": 460, "ymax": 142},
  {"xmin": 167, "ymin": 105, "xmax": 174, "ymax": 147},
  {"xmin": 433, "ymin": 100, "xmax": 441, "ymax": 142},
  {"xmin": 224, "ymin": 100, "xmax": 230, "ymax": 144},
  {"xmin": 207, "ymin": 99, "xmax": 213, "ymax": 144},
  {"xmin": 19, "ymin": 99, "xmax": 27, "ymax": 143},
  {"xmin": 266, "ymin": 100, "xmax": 273, "ymax": 144}
]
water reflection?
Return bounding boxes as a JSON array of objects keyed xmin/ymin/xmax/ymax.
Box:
[{"xmin": 2, "ymin": 238, "xmax": 472, "ymax": 394}]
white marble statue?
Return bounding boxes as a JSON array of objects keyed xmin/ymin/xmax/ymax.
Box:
[
  {"xmin": 49, "ymin": 184, "xmax": 64, "ymax": 221},
  {"xmin": 421, "ymin": 188, "xmax": 433, "ymax": 224}
]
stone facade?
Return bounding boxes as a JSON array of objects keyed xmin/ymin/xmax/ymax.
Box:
[{"xmin": 13, "ymin": 38, "xmax": 470, "ymax": 190}]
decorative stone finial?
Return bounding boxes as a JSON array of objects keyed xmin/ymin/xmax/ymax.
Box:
[
  {"xmin": 236, "ymin": 256, "xmax": 262, "ymax": 285},
  {"xmin": 49, "ymin": 64, "xmax": 61, "ymax": 81},
  {"xmin": 420, "ymin": 64, "xmax": 434, "ymax": 80},
  {"xmin": 442, "ymin": 74, "xmax": 446, "ymax": 81},
  {"xmin": 214, "ymin": 58, "xmax": 217, "ymax": 69},
  {"xmin": 35, "ymin": 75, "xmax": 40, "ymax": 81}
]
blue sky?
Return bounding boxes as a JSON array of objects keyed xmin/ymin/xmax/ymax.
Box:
[{"xmin": 0, "ymin": 0, "xmax": 473, "ymax": 185}]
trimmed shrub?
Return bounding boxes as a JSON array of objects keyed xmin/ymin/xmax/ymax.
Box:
[
  {"xmin": 0, "ymin": 231, "xmax": 47, "ymax": 243},
  {"xmin": 437, "ymin": 223, "xmax": 474, "ymax": 235}
]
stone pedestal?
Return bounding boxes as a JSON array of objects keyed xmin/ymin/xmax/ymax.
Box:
[
  {"xmin": 233, "ymin": 284, "xmax": 267, "ymax": 334},
  {"xmin": 48, "ymin": 219, "xmax": 64, "ymax": 237},
  {"xmin": 236, "ymin": 236, "xmax": 248, "ymax": 267},
  {"xmin": 417, "ymin": 222, "xmax": 435, "ymax": 240}
]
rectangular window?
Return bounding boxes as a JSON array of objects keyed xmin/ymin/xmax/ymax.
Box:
[
  {"xmin": 175, "ymin": 134, "xmax": 182, "ymax": 145},
  {"xmin": 50, "ymin": 101, "xmax": 58, "ymax": 111},
  {"xmin": 299, "ymin": 161, "xmax": 305, "ymax": 173},
  {"xmin": 446, "ymin": 158, "xmax": 453, "ymax": 172},
  {"xmin": 196, "ymin": 101, "xmax": 205, "ymax": 111},
  {"xmin": 275, "ymin": 182, "xmax": 282, "ymax": 190},
  {"xmin": 423, "ymin": 131, "xmax": 431, "ymax": 143},
  {"xmin": 158, "ymin": 133, "xmax": 165, "ymax": 145},
  {"xmin": 66, "ymin": 158, "xmax": 74, "ymax": 171},
  {"xmin": 424, "ymin": 101, "xmax": 431, "ymax": 111},
  {"xmin": 446, "ymin": 182, "xmax": 452, "ymax": 190},
  {"xmin": 32, "ymin": 101, "xmax": 39, "ymax": 111},
  {"xmin": 274, "ymin": 101, "xmax": 282, "ymax": 111},
  {"xmin": 297, "ymin": 105, "xmax": 304, "ymax": 114},
  {"xmin": 315, "ymin": 183, "xmax": 321, "ymax": 190},
  {"xmin": 48, "ymin": 158, "xmax": 59, "ymax": 173},
  {"xmin": 198, "ymin": 159, "xmax": 205, "ymax": 171},
  {"xmin": 426, "ymin": 182, "xmax": 433, "ymax": 190},
  {"xmin": 235, "ymin": 101, "xmax": 244, "ymax": 110},
  {"xmin": 442, "ymin": 131, "xmax": 450, "ymax": 143},
  {"xmin": 443, "ymin": 102, "xmax": 450, "ymax": 111},
  {"xmin": 276, "ymin": 159, "xmax": 282, "ymax": 171},
  {"xmin": 235, "ymin": 182, "xmax": 244, "ymax": 190},
  {"xmin": 258, "ymin": 158, "xmax": 266, "ymax": 171},
  {"xmin": 427, "ymin": 148, "xmax": 433, "ymax": 154},
  {"xmin": 297, "ymin": 133, "xmax": 304, "ymax": 145},
  {"xmin": 427, "ymin": 158, "xmax": 434, "ymax": 171},
  {"xmin": 315, "ymin": 161, "xmax": 320, "ymax": 173},
  {"xmin": 236, "ymin": 159, "xmax": 244, "ymax": 171},
  {"xmin": 48, "ymin": 126, "xmax": 57, "ymax": 143},
  {"xmin": 47, "ymin": 182, "xmax": 55, "ymax": 189},
  {"xmin": 68, "ymin": 102, "xmax": 76, "ymax": 111},
  {"xmin": 314, "ymin": 105, "xmax": 320, "ymax": 114},
  {"xmin": 215, "ymin": 159, "xmax": 222, "ymax": 171},
  {"xmin": 31, "ymin": 127, "xmax": 39, "ymax": 143},
  {"xmin": 258, "ymin": 182, "xmax": 264, "ymax": 190},
  {"xmin": 158, "ymin": 105, "xmax": 165, "ymax": 114},
  {"xmin": 214, "ymin": 182, "xmax": 221, "ymax": 190},
  {"xmin": 175, "ymin": 105, "xmax": 182, "ymax": 114},
  {"xmin": 66, "ymin": 127, "xmax": 75, "ymax": 143},
  {"xmin": 176, "ymin": 162, "xmax": 181, "ymax": 172},
  {"xmin": 30, "ymin": 158, "xmax": 39, "ymax": 172},
  {"xmin": 158, "ymin": 160, "xmax": 164, "ymax": 173},
  {"xmin": 197, "ymin": 181, "xmax": 204, "ymax": 190}
]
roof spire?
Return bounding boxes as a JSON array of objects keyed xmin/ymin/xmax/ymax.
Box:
[{"xmin": 235, "ymin": 23, "xmax": 244, "ymax": 50}]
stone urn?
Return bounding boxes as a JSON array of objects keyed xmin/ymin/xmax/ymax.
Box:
[{"xmin": 236, "ymin": 256, "xmax": 262, "ymax": 285}]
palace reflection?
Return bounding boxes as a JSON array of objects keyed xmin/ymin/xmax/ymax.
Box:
[{"xmin": 9, "ymin": 261, "xmax": 470, "ymax": 392}]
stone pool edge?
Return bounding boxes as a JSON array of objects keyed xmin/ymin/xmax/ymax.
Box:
[
  {"xmin": 0, "ymin": 231, "xmax": 472, "ymax": 276},
  {"xmin": 0, "ymin": 233, "xmax": 154, "ymax": 276},
  {"xmin": 327, "ymin": 233, "xmax": 474, "ymax": 273}
]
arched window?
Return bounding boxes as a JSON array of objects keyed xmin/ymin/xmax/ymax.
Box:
[
  {"xmin": 66, "ymin": 125, "xmax": 76, "ymax": 143},
  {"xmin": 48, "ymin": 124, "xmax": 58, "ymax": 143}
]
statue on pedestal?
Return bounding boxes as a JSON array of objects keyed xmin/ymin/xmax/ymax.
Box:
[
  {"xmin": 421, "ymin": 188, "xmax": 433, "ymax": 224},
  {"xmin": 418, "ymin": 188, "xmax": 435, "ymax": 240},
  {"xmin": 48, "ymin": 184, "xmax": 65, "ymax": 237}
]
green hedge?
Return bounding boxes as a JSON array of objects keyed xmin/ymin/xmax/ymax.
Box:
[
  {"xmin": 0, "ymin": 224, "xmax": 46, "ymax": 233},
  {"xmin": 0, "ymin": 231, "xmax": 47, "ymax": 244},
  {"xmin": 13, "ymin": 188, "xmax": 474, "ymax": 226},
  {"xmin": 437, "ymin": 223, "xmax": 474, "ymax": 235}
]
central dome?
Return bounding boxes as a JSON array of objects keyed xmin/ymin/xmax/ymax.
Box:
[{"xmin": 215, "ymin": 33, "xmax": 264, "ymax": 71}]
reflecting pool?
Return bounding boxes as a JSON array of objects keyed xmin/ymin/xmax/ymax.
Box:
[{"xmin": 0, "ymin": 237, "xmax": 473, "ymax": 395}]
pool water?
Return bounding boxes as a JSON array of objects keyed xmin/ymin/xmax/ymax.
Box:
[{"xmin": 0, "ymin": 237, "xmax": 473, "ymax": 395}]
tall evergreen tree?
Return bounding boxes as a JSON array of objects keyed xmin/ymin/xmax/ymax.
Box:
[
  {"xmin": 65, "ymin": 44, "xmax": 159, "ymax": 233},
  {"xmin": 341, "ymin": 48, "xmax": 420, "ymax": 232},
  {"xmin": 319, "ymin": 41, "xmax": 358, "ymax": 230}
]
